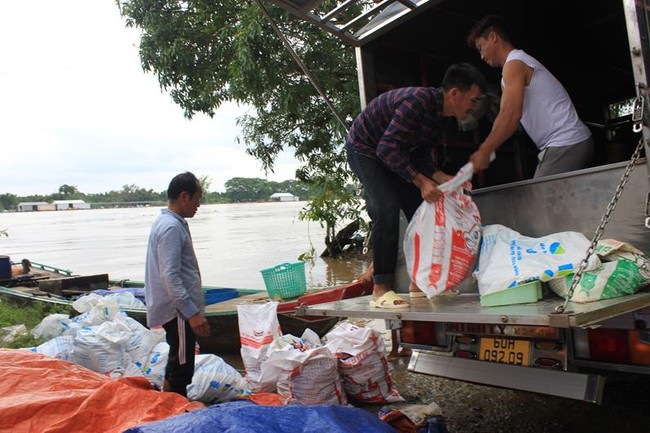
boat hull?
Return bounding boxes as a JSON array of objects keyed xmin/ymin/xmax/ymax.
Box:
[{"xmin": 1, "ymin": 275, "xmax": 372, "ymax": 355}]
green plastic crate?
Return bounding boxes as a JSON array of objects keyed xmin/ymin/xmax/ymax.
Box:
[
  {"xmin": 260, "ymin": 262, "xmax": 306, "ymax": 300},
  {"xmin": 480, "ymin": 280, "xmax": 543, "ymax": 307}
]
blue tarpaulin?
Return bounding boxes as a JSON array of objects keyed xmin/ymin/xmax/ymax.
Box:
[{"xmin": 123, "ymin": 401, "xmax": 397, "ymax": 433}]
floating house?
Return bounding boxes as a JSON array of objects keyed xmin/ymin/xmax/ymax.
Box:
[
  {"xmin": 17, "ymin": 200, "xmax": 90, "ymax": 212},
  {"xmin": 17, "ymin": 202, "xmax": 55, "ymax": 212},
  {"xmin": 269, "ymin": 192, "xmax": 299, "ymax": 202},
  {"xmin": 52, "ymin": 200, "xmax": 91, "ymax": 210}
]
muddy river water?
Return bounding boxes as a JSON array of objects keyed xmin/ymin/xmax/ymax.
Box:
[{"xmin": 0, "ymin": 201, "xmax": 368, "ymax": 289}]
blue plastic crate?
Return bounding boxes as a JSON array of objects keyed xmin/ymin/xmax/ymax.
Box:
[{"xmin": 204, "ymin": 288, "xmax": 239, "ymax": 305}]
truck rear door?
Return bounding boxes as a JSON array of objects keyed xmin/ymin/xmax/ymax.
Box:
[{"xmin": 268, "ymin": 0, "xmax": 440, "ymax": 46}]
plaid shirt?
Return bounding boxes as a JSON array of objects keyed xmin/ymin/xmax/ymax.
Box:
[{"xmin": 346, "ymin": 87, "xmax": 444, "ymax": 182}]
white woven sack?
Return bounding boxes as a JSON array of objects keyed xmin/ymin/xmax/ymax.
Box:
[
  {"xmin": 325, "ymin": 322, "xmax": 403, "ymax": 403},
  {"xmin": 237, "ymin": 301, "xmax": 281, "ymax": 392},
  {"xmin": 474, "ymin": 224, "xmax": 601, "ymax": 296}
]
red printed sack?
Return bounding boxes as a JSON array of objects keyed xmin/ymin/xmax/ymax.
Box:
[{"xmin": 404, "ymin": 163, "xmax": 481, "ymax": 297}]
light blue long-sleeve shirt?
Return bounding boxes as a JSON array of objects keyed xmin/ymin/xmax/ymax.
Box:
[{"xmin": 144, "ymin": 209, "xmax": 203, "ymax": 327}]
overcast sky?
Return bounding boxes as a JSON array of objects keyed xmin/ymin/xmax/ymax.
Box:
[{"xmin": 0, "ymin": 1, "xmax": 300, "ymax": 196}]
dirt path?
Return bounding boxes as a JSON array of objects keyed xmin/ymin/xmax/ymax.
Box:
[
  {"xmin": 370, "ymin": 357, "xmax": 650, "ymax": 433},
  {"xmin": 224, "ymin": 320, "xmax": 650, "ymax": 433}
]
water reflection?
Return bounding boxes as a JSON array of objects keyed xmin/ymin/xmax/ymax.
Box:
[{"xmin": 316, "ymin": 251, "xmax": 369, "ymax": 288}]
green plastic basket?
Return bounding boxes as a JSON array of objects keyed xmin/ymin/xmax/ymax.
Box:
[{"xmin": 260, "ymin": 261, "xmax": 306, "ymax": 300}]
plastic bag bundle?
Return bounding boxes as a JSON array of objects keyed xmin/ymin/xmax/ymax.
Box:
[
  {"xmin": 31, "ymin": 314, "xmax": 71, "ymax": 339},
  {"xmin": 104, "ymin": 292, "xmax": 145, "ymax": 309},
  {"xmin": 548, "ymin": 239, "xmax": 650, "ymax": 303},
  {"xmin": 114, "ymin": 314, "xmax": 164, "ymax": 364},
  {"xmin": 71, "ymin": 294, "xmax": 120, "ymax": 325},
  {"xmin": 474, "ymin": 224, "xmax": 601, "ymax": 296},
  {"xmin": 237, "ymin": 302, "xmax": 282, "ymax": 392},
  {"xmin": 187, "ymin": 354, "xmax": 252, "ymax": 404},
  {"xmin": 70, "ymin": 325, "xmax": 131, "ymax": 374},
  {"xmin": 68, "ymin": 315, "xmax": 157, "ymax": 376},
  {"xmin": 404, "ymin": 163, "xmax": 482, "ymax": 297},
  {"xmin": 137, "ymin": 341, "xmax": 169, "ymax": 391},
  {"xmin": 0, "ymin": 324, "xmax": 28, "ymax": 344},
  {"xmin": 325, "ymin": 322, "xmax": 403, "ymax": 403},
  {"xmin": 29, "ymin": 312, "xmax": 171, "ymax": 392},
  {"xmin": 31, "ymin": 335, "xmax": 75, "ymax": 361}
]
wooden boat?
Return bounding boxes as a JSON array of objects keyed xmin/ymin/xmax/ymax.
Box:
[{"xmin": 0, "ymin": 261, "xmax": 373, "ymax": 354}]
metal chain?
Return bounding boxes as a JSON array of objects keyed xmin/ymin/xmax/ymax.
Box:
[
  {"xmin": 362, "ymin": 228, "xmax": 371, "ymax": 255},
  {"xmin": 555, "ymin": 136, "xmax": 646, "ymax": 313}
]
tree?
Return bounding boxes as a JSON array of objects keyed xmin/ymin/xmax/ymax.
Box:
[
  {"xmin": 0, "ymin": 194, "xmax": 18, "ymax": 211},
  {"xmin": 273, "ymin": 179, "xmax": 311, "ymax": 200},
  {"xmin": 117, "ymin": 1, "xmax": 366, "ymax": 253},
  {"xmin": 58, "ymin": 184, "xmax": 78, "ymax": 196},
  {"xmin": 199, "ymin": 175, "xmax": 212, "ymax": 193},
  {"xmin": 225, "ymin": 177, "xmax": 273, "ymax": 202}
]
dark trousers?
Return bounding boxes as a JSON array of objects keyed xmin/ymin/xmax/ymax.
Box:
[
  {"xmin": 162, "ymin": 316, "xmax": 196, "ymax": 397},
  {"xmin": 346, "ymin": 142, "xmax": 423, "ymax": 285}
]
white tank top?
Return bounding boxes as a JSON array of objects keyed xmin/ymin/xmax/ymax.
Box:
[{"xmin": 502, "ymin": 50, "xmax": 591, "ymax": 150}]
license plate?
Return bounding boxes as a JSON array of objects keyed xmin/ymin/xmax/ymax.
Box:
[{"xmin": 479, "ymin": 337, "xmax": 530, "ymax": 366}]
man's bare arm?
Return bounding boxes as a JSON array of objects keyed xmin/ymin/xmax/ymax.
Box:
[{"xmin": 470, "ymin": 60, "xmax": 528, "ymax": 171}]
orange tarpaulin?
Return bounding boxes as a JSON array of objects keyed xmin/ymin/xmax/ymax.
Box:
[{"xmin": 0, "ymin": 349, "xmax": 193, "ymax": 433}]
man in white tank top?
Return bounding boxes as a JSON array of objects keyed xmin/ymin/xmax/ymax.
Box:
[{"xmin": 466, "ymin": 15, "xmax": 593, "ymax": 177}]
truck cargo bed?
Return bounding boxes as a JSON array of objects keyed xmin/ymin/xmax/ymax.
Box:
[{"xmin": 296, "ymin": 290, "xmax": 650, "ymax": 328}]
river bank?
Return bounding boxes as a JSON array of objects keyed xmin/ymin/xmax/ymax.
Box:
[{"xmin": 3, "ymin": 298, "xmax": 650, "ymax": 433}]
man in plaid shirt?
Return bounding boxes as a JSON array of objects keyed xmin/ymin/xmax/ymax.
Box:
[{"xmin": 347, "ymin": 63, "xmax": 486, "ymax": 308}]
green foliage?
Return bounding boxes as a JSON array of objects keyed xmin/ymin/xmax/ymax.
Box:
[
  {"xmin": 297, "ymin": 246, "xmax": 315, "ymax": 261},
  {"xmin": 299, "ymin": 163, "xmax": 362, "ymax": 245},
  {"xmin": 223, "ymin": 177, "xmax": 321, "ymax": 202},
  {"xmin": 0, "ymin": 176, "xmax": 321, "ymax": 209},
  {"xmin": 203, "ymin": 190, "xmax": 230, "ymax": 203},
  {"xmin": 199, "ymin": 175, "xmax": 212, "ymax": 193},
  {"xmin": 0, "ymin": 193, "xmax": 18, "ymax": 211},
  {"xmin": 0, "ymin": 299, "xmax": 72, "ymax": 349},
  {"xmin": 225, "ymin": 177, "xmax": 274, "ymax": 202},
  {"xmin": 58, "ymin": 184, "xmax": 79, "ymax": 196},
  {"xmin": 117, "ymin": 0, "xmax": 365, "ymax": 240}
]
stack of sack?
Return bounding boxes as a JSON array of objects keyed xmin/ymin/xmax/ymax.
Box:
[
  {"xmin": 548, "ymin": 238, "xmax": 650, "ymax": 303},
  {"xmin": 238, "ymin": 303, "xmax": 403, "ymax": 406},
  {"xmin": 30, "ymin": 294, "xmax": 251, "ymax": 403},
  {"xmin": 473, "ymin": 225, "xmax": 650, "ymax": 304}
]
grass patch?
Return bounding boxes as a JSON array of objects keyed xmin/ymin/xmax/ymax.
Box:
[{"xmin": 0, "ymin": 298, "xmax": 72, "ymax": 349}]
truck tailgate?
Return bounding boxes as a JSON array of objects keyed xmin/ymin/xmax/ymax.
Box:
[{"xmin": 296, "ymin": 291, "xmax": 650, "ymax": 328}]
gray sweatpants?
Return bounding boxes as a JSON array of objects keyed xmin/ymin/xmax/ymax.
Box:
[{"xmin": 534, "ymin": 135, "xmax": 594, "ymax": 178}]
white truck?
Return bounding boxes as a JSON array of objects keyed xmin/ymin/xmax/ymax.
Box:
[{"xmin": 272, "ymin": 0, "xmax": 650, "ymax": 403}]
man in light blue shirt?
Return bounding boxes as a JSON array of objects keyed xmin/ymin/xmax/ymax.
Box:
[{"xmin": 145, "ymin": 172, "xmax": 210, "ymax": 397}]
